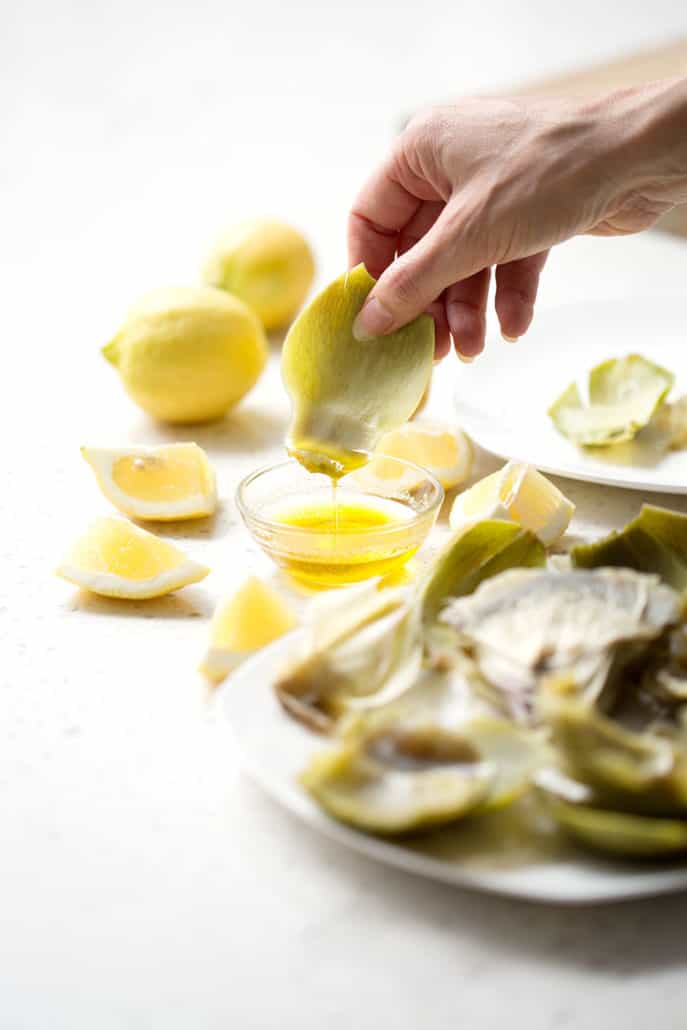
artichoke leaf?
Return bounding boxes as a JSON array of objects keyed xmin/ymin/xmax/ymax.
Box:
[
  {"xmin": 572, "ymin": 504, "xmax": 687, "ymax": 593},
  {"xmin": 548, "ymin": 353, "xmax": 673, "ymax": 447},
  {"xmin": 281, "ymin": 264, "xmax": 434, "ymax": 477}
]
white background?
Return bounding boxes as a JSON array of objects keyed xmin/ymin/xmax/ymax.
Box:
[{"xmin": 3, "ymin": 2, "xmax": 687, "ymax": 1027}]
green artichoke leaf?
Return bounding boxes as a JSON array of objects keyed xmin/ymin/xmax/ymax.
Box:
[
  {"xmin": 548, "ymin": 353, "xmax": 674, "ymax": 447},
  {"xmin": 572, "ymin": 504, "xmax": 687, "ymax": 592},
  {"xmin": 281, "ymin": 264, "xmax": 434, "ymax": 477},
  {"xmin": 419, "ymin": 519, "xmax": 546, "ymax": 625}
]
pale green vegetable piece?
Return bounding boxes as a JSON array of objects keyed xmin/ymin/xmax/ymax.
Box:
[
  {"xmin": 542, "ymin": 793, "xmax": 687, "ymax": 857},
  {"xmin": 281, "ymin": 264, "xmax": 434, "ymax": 477},
  {"xmin": 548, "ymin": 353, "xmax": 674, "ymax": 446},
  {"xmin": 420, "ymin": 519, "xmax": 546, "ymax": 625},
  {"xmin": 300, "ymin": 711, "xmax": 541, "ymax": 835},
  {"xmin": 572, "ymin": 504, "xmax": 687, "ymax": 593},
  {"xmin": 544, "ymin": 699, "xmax": 687, "ymax": 816}
]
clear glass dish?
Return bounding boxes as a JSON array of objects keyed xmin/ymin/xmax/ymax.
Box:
[{"xmin": 236, "ymin": 457, "xmax": 443, "ymax": 587}]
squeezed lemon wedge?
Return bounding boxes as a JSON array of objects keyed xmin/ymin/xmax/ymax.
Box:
[
  {"xmin": 81, "ymin": 443, "xmax": 217, "ymax": 521},
  {"xmin": 281, "ymin": 264, "xmax": 434, "ymax": 477},
  {"xmin": 449, "ymin": 461, "xmax": 574, "ymax": 546},
  {"xmin": 57, "ymin": 516, "xmax": 209, "ymax": 599},
  {"xmin": 375, "ymin": 421, "xmax": 473, "ymax": 489},
  {"xmin": 200, "ymin": 576, "xmax": 297, "ymax": 683}
]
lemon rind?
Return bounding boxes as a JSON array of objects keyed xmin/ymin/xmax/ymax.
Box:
[{"xmin": 56, "ymin": 559, "xmax": 209, "ymax": 599}]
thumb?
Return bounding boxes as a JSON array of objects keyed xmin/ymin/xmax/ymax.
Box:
[{"xmin": 352, "ymin": 208, "xmax": 480, "ymax": 340}]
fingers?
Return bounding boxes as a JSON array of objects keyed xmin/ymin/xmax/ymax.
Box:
[
  {"xmin": 494, "ymin": 251, "xmax": 548, "ymax": 341},
  {"xmin": 347, "ymin": 160, "xmax": 422, "ymax": 278},
  {"xmin": 445, "ymin": 268, "xmax": 491, "ymax": 361},
  {"xmin": 426, "ymin": 294, "xmax": 451, "ymax": 360},
  {"xmin": 353, "ymin": 205, "xmax": 484, "ymax": 341}
]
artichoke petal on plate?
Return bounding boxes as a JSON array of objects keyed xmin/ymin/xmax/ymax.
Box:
[
  {"xmin": 537, "ymin": 772, "xmax": 687, "ymax": 857},
  {"xmin": 441, "ymin": 568, "xmax": 680, "ymax": 714},
  {"xmin": 275, "ymin": 581, "xmax": 422, "ymax": 733},
  {"xmin": 572, "ymin": 504, "xmax": 687, "ymax": 593},
  {"xmin": 543, "ymin": 698, "xmax": 687, "ymax": 816},
  {"xmin": 419, "ymin": 519, "xmax": 546, "ymax": 626},
  {"xmin": 548, "ymin": 353, "xmax": 674, "ymax": 447},
  {"xmin": 300, "ymin": 701, "xmax": 543, "ymax": 834},
  {"xmin": 281, "ymin": 264, "xmax": 434, "ymax": 477}
]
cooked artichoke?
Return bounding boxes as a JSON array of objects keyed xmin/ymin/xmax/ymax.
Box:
[
  {"xmin": 548, "ymin": 353, "xmax": 673, "ymax": 447},
  {"xmin": 275, "ymin": 580, "xmax": 422, "ymax": 733},
  {"xmin": 543, "ymin": 700, "xmax": 687, "ymax": 817},
  {"xmin": 538, "ymin": 771, "xmax": 687, "ymax": 857},
  {"xmin": 301, "ymin": 707, "xmax": 542, "ymax": 835},
  {"xmin": 572, "ymin": 505, "xmax": 687, "ymax": 593},
  {"xmin": 441, "ymin": 568, "xmax": 680, "ymax": 712}
]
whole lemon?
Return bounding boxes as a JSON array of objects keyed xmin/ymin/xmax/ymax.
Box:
[
  {"xmin": 102, "ymin": 286, "xmax": 267, "ymax": 423},
  {"xmin": 202, "ymin": 220, "xmax": 315, "ymax": 330}
]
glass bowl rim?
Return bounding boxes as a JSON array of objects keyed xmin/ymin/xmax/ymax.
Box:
[{"xmin": 235, "ymin": 456, "xmax": 444, "ymax": 539}]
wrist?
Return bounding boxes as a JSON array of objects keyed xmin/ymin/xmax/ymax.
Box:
[{"xmin": 592, "ymin": 79, "xmax": 687, "ymax": 204}]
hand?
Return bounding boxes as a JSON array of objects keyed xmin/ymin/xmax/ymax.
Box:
[{"xmin": 348, "ymin": 81, "xmax": 687, "ymax": 359}]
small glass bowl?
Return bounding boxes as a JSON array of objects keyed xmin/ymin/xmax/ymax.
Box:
[{"xmin": 236, "ymin": 457, "xmax": 443, "ymax": 587}]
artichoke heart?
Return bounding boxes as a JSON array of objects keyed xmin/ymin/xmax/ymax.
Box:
[
  {"xmin": 281, "ymin": 264, "xmax": 434, "ymax": 477},
  {"xmin": 441, "ymin": 568, "xmax": 680, "ymax": 712},
  {"xmin": 548, "ymin": 353, "xmax": 673, "ymax": 447},
  {"xmin": 301, "ymin": 709, "xmax": 541, "ymax": 835}
]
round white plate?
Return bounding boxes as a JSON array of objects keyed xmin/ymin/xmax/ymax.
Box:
[
  {"xmin": 454, "ymin": 298, "xmax": 687, "ymax": 492},
  {"xmin": 222, "ymin": 631, "xmax": 687, "ymax": 905}
]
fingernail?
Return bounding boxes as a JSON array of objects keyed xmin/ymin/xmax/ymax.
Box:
[
  {"xmin": 502, "ymin": 333, "xmax": 519, "ymax": 343},
  {"xmin": 457, "ymin": 351, "xmax": 474, "ymax": 364},
  {"xmin": 352, "ymin": 297, "xmax": 393, "ymax": 341}
]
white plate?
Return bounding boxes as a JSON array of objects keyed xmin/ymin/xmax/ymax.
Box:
[
  {"xmin": 454, "ymin": 298, "xmax": 687, "ymax": 492},
  {"xmin": 222, "ymin": 632, "xmax": 687, "ymax": 905}
]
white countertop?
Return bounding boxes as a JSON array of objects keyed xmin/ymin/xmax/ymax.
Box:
[{"xmin": 4, "ymin": 2, "xmax": 687, "ymax": 1027}]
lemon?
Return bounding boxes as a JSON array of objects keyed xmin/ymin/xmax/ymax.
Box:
[
  {"xmin": 199, "ymin": 576, "xmax": 297, "ymax": 683},
  {"xmin": 282, "ymin": 264, "xmax": 434, "ymax": 477},
  {"xmin": 375, "ymin": 421, "xmax": 473, "ymax": 489},
  {"xmin": 102, "ymin": 286, "xmax": 267, "ymax": 423},
  {"xmin": 57, "ymin": 516, "xmax": 209, "ymax": 599},
  {"xmin": 449, "ymin": 461, "xmax": 574, "ymax": 546},
  {"xmin": 202, "ymin": 220, "xmax": 315, "ymax": 330},
  {"xmin": 81, "ymin": 443, "xmax": 217, "ymax": 521}
]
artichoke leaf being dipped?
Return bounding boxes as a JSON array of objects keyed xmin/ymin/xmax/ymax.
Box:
[{"xmin": 281, "ymin": 264, "xmax": 434, "ymax": 477}]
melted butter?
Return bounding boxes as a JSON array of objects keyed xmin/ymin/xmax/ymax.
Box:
[{"xmin": 268, "ymin": 494, "xmax": 418, "ymax": 588}]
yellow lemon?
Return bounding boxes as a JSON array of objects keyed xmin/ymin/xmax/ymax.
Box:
[
  {"xmin": 199, "ymin": 576, "xmax": 297, "ymax": 683},
  {"xmin": 376, "ymin": 421, "xmax": 473, "ymax": 489},
  {"xmin": 202, "ymin": 220, "xmax": 315, "ymax": 330},
  {"xmin": 102, "ymin": 286, "xmax": 267, "ymax": 423},
  {"xmin": 57, "ymin": 516, "xmax": 209, "ymax": 599},
  {"xmin": 449, "ymin": 461, "xmax": 574, "ymax": 546},
  {"xmin": 81, "ymin": 443, "xmax": 217, "ymax": 521}
]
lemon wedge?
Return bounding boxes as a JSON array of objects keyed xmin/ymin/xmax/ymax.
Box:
[
  {"xmin": 375, "ymin": 421, "xmax": 473, "ymax": 489},
  {"xmin": 449, "ymin": 461, "xmax": 574, "ymax": 546},
  {"xmin": 57, "ymin": 516, "xmax": 209, "ymax": 599},
  {"xmin": 81, "ymin": 443, "xmax": 217, "ymax": 521},
  {"xmin": 200, "ymin": 576, "xmax": 297, "ymax": 683}
]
